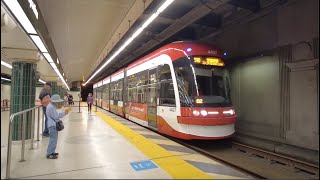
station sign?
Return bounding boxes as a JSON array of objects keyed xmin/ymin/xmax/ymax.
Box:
[{"xmin": 130, "ymin": 160, "xmax": 158, "ymax": 171}]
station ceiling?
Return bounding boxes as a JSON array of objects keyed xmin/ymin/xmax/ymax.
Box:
[{"xmin": 1, "ymin": 0, "xmax": 285, "ymax": 86}]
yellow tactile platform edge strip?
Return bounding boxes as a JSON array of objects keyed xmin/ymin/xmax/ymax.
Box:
[{"xmin": 95, "ymin": 111, "xmax": 213, "ymax": 179}]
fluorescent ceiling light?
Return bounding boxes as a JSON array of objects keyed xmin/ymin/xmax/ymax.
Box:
[
  {"xmin": 157, "ymin": 0, "xmax": 174, "ymax": 13},
  {"xmin": 52, "ymin": 68, "xmax": 69, "ymax": 90},
  {"xmin": 30, "ymin": 35, "xmax": 48, "ymax": 52},
  {"xmin": 57, "ymin": 73, "xmax": 64, "ymax": 82},
  {"xmin": 141, "ymin": 13, "xmax": 158, "ymax": 29},
  {"xmin": 3, "ymin": 0, "xmax": 37, "ymax": 34},
  {"xmin": 53, "ymin": 67, "xmax": 60, "ymax": 75},
  {"xmin": 39, "ymin": 79, "xmax": 46, "ymax": 84},
  {"xmin": 61, "ymin": 78, "xmax": 69, "ymax": 90},
  {"xmin": 43, "ymin": 53, "xmax": 54, "ymax": 63},
  {"xmin": 132, "ymin": 28, "xmax": 144, "ymax": 40},
  {"xmin": 1, "ymin": 61, "xmax": 12, "ymax": 69},
  {"xmin": 50, "ymin": 62, "xmax": 57, "ymax": 69},
  {"xmin": 84, "ymin": 0, "xmax": 175, "ymax": 85},
  {"xmin": 56, "ymin": 72, "xmax": 64, "ymax": 83},
  {"xmin": 1, "ymin": 77, "xmax": 11, "ymax": 81}
]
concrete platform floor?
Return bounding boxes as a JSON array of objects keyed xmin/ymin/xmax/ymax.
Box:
[{"xmin": 1, "ymin": 105, "xmax": 253, "ymax": 179}]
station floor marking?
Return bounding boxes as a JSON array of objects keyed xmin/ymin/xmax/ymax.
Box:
[
  {"xmin": 177, "ymin": 154, "xmax": 220, "ymax": 165},
  {"xmin": 95, "ymin": 111, "xmax": 213, "ymax": 179},
  {"xmin": 134, "ymin": 130, "xmax": 158, "ymax": 136},
  {"xmin": 148, "ymin": 139, "xmax": 183, "ymax": 146}
]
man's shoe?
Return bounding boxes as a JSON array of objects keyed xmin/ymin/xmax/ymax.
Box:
[
  {"xmin": 42, "ymin": 133, "xmax": 49, "ymax": 137},
  {"xmin": 46, "ymin": 154, "xmax": 58, "ymax": 159},
  {"xmin": 46, "ymin": 153, "xmax": 59, "ymax": 157}
]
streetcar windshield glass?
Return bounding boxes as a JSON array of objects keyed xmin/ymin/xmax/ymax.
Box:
[
  {"xmin": 173, "ymin": 57, "xmax": 232, "ymax": 107},
  {"xmin": 193, "ymin": 67, "xmax": 231, "ymax": 107}
]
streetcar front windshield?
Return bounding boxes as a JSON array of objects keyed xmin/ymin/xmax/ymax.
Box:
[{"xmin": 173, "ymin": 57, "xmax": 232, "ymax": 107}]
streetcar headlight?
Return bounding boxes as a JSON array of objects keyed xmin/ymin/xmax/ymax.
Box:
[
  {"xmin": 193, "ymin": 110, "xmax": 200, "ymax": 116},
  {"xmin": 200, "ymin": 110, "xmax": 208, "ymax": 116}
]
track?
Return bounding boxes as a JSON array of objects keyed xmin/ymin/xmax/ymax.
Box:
[
  {"xmin": 171, "ymin": 138, "xmax": 266, "ymax": 179},
  {"xmin": 231, "ymin": 142, "xmax": 319, "ymax": 176},
  {"xmin": 171, "ymin": 138, "xmax": 319, "ymax": 179}
]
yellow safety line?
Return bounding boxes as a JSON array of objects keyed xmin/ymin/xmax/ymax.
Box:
[{"xmin": 95, "ymin": 111, "xmax": 213, "ymax": 179}]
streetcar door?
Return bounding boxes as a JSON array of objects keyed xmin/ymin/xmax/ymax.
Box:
[
  {"xmin": 157, "ymin": 64, "xmax": 176, "ymax": 126},
  {"xmin": 147, "ymin": 68, "xmax": 157, "ymax": 129}
]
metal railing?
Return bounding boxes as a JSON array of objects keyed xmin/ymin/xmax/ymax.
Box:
[{"xmin": 6, "ymin": 105, "xmax": 42, "ymax": 179}]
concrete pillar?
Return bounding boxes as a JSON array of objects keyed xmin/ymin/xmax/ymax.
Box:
[
  {"xmin": 57, "ymin": 82, "xmax": 64, "ymax": 98},
  {"xmin": 58, "ymin": 86, "xmax": 63, "ymax": 98},
  {"xmin": 49, "ymin": 81, "xmax": 58, "ymax": 95},
  {"xmin": 62, "ymin": 87, "xmax": 66, "ymax": 96},
  {"xmin": 10, "ymin": 60, "xmax": 38, "ymax": 140},
  {"xmin": 57, "ymin": 86, "xmax": 61, "ymax": 97},
  {"xmin": 3, "ymin": 48, "xmax": 41, "ymax": 141}
]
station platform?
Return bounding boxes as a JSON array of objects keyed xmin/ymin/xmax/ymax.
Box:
[{"xmin": 1, "ymin": 105, "xmax": 252, "ymax": 179}]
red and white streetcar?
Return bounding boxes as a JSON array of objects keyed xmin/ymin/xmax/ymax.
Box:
[{"xmin": 93, "ymin": 41, "xmax": 236, "ymax": 139}]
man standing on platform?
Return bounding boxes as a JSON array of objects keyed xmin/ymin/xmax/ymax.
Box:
[
  {"xmin": 86, "ymin": 93, "xmax": 93, "ymax": 113},
  {"xmin": 39, "ymin": 82, "xmax": 52, "ymax": 137}
]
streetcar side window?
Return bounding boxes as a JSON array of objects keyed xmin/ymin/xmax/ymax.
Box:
[
  {"xmin": 102, "ymin": 85, "xmax": 106, "ymax": 103},
  {"xmin": 105, "ymin": 84, "xmax": 110, "ymax": 101},
  {"xmin": 159, "ymin": 64, "xmax": 176, "ymax": 106},
  {"xmin": 118, "ymin": 79, "xmax": 123, "ymax": 101},
  {"xmin": 127, "ymin": 74, "xmax": 136, "ymax": 102},
  {"xmin": 110, "ymin": 79, "xmax": 123, "ymax": 101},
  {"xmin": 127, "ymin": 71, "xmax": 147, "ymax": 103},
  {"xmin": 97, "ymin": 87, "xmax": 101, "ymax": 102},
  {"xmin": 93, "ymin": 89, "xmax": 96, "ymax": 105},
  {"xmin": 110, "ymin": 81, "xmax": 116, "ymax": 100},
  {"xmin": 137, "ymin": 71, "xmax": 147, "ymax": 103}
]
